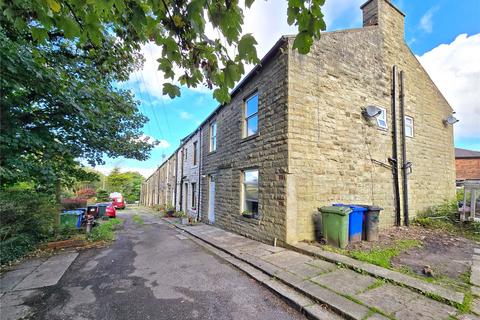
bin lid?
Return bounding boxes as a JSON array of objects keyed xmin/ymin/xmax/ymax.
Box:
[
  {"xmin": 349, "ymin": 205, "xmax": 368, "ymax": 212},
  {"xmin": 319, "ymin": 206, "xmax": 352, "ymax": 216},
  {"xmin": 367, "ymin": 205, "xmax": 383, "ymax": 211}
]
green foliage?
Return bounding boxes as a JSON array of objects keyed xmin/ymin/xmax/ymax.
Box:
[
  {"xmin": 349, "ymin": 240, "xmax": 422, "ymax": 269},
  {"xmin": 87, "ymin": 218, "xmax": 123, "ymax": 242},
  {"xmin": 96, "ymin": 189, "xmax": 110, "ymax": 202},
  {"xmin": 132, "ymin": 215, "xmax": 144, "ymax": 225},
  {"xmin": 107, "ymin": 169, "xmax": 144, "ymax": 203},
  {"xmin": 0, "ymin": 0, "xmax": 326, "ymax": 104},
  {"xmin": 0, "ymin": 189, "xmax": 57, "ymax": 265},
  {"xmin": 0, "ymin": 24, "xmax": 152, "ymax": 191},
  {"xmin": 174, "ymin": 211, "xmax": 187, "ymax": 218}
]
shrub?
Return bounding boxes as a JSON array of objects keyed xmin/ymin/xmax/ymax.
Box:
[
  {"xmin": 61, "ymin": 198, "xmax": 87, "ymax": 210},
  {"xmin": 96, "ymin": 189, "xmax": 110, "ymax": 202},
  {"xmin": 76, "ymin": 188, "xmax": 96, "ymax": 199},
  {"xmin": 0, "ymin": 190, "xmax": 57, "ymax": 265}
]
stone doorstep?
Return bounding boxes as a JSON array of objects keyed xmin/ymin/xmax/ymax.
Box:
[
  {"xmin": 168, "ymin": 221, "xmax": 373, "ymax": 320},
  {"xmin": 291, "ymin": 242, "xmax": 465, "ymax": 305}
]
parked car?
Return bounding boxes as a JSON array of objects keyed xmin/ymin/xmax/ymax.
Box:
[
  {"xmin": 96, "ymin": 202, "xmax": 117, "ymax": 218},
  {"xmin": 110, "ymin": 192, "xmax": 126, "ymax": 209},
  {"xmin": 105, "ymin": 203, "xmax": 117, "ymax": 218}
]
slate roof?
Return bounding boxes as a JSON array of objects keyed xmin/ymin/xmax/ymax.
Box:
[{"xmin": 455, "ymin": 148, "xmax": 480, "ymax": 158}]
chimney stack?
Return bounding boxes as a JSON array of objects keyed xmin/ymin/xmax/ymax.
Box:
[{"xmin": 360, "ymin": 0, "xmax": 405, "ymax": 39}]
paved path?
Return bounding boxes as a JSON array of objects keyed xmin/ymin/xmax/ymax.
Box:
[
  {"xmin": 0, "ymin": 207, "xmax": 306, "ymax": 320},
  {"xmin": 169, "ymin": 217, "xmax": 476, "ymax": 320}
]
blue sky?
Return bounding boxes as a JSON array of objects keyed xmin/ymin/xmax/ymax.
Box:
[{"xmin": 97, "ymin": 0, "xmax": 480, "ymax": 177}]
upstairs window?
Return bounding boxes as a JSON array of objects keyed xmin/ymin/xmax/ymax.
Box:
[
  {"xmin": 376, "ymin": 107, "xmax": 388, "ymax": 129},
  {"xmin": 210, "ymin": 121, "xmax": 217, "ymax": 152},
  {"xmin": 405, "ymin": 116, "xmax": 414, "ymax": 137},
  {"xmin": 193, "ymin": 141, "xmax": 198, "ymax": 165},
  {"xmin": 244, "ymin": 94, "xmax": 258, "ymax": 137},
  {"xmin": 242, "ymin": 169, "xmax": 259, "ymax": 216}
]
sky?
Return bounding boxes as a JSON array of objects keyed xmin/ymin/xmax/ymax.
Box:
[{"xmin": 95, "ymin": 0, "xmax": 480, "ymax": 177}]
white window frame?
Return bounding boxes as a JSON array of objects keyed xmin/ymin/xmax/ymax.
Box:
[
  {"xmin": 191, "ymin": 182, "xmax": 197, "ymax": 208},
  {"xmin": 241, "ymin": 169, "xmax": 259, "ymax": 216},
  {"xmin": 243, "ymin": 93, "xmax": 258, "ymax": 138},
  {"xmin": 210, "ymin": 121, "xmax": 217, "ymax": 152},
  {"xmin": 376, "ymin": 107, "xmax": 388, "ymax": 129},
  {"xmin": 405, "ymin": 116, "xmax": 414, "ymax": 137},
  {"xmin": 193, "ymin": 141, "xmax": 198, "ymax": 166}
]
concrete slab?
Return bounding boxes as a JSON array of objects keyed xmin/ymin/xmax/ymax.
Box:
[
  {"xmin": 9, "ymin": 257, "xmax": 46, "ymax": 270},
  {"xmin": 262, "ymin": 250, "xmax": 314, "ymax": 268},
  {"xmin": 472, "ymin": 265, "xmax": 480, "ymax": 286},
  {"xmin": 356, "ymin": 283, "xmax": 456, "ymax": 319},
  {"xmin": 459, "ymin": 314, "xmax": 480, "ymax": 320},
  {"xmin": 311, "ymin": 269, "xmax": 377, "ymax": 296},
  {"xmin": 366, "ymin": 314, "xmax": 390, "ymax": 320},
  {"xmin": 294, "ymin": 242, "xmax": 465, "ymax": 304},
  {"xmin": 285, "ymin": 262, "xmax": 326, "ymax": 279},
  {"xmin": 306, "ymin": 259, "xmax": 337, "ymax": 273},
  {"xmin": 472, "ymin": 298, "xmax": 480, "ymax": 315},
  {"xmin": 473, "ymin": 286, "xmax": 480, "ymax": 297},
  {"xmin": 13, "ymin": 252, "xmax": 78, "ymax": 291},
  {"xmin": 240, "ymin": 243, "xmax": 276, "ymax": 258},
  {"xmin": 0, "ymin": 267, "xmax": 36, "ymax": 292},
  {"xmin": 303, "ymin": 304, "xmax": 343, "ymax": 320}
]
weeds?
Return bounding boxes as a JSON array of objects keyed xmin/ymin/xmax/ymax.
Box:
[
  {"xmin": 87, "ymin": 218, "xmax": 123, "ymax": 242},
  {"xmin": 349, "ymin": 240, "xmax": 422, "ymax": 269},
  {"xmin": 132, "ymin": 215, "xmax": 144, "ymax": 225}
]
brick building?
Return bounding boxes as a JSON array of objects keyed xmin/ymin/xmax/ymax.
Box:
[
  {"xmin": 455, "ymin": 148, "xmax": 480, "ymax": 182},
  {"xmin": 140, "ymin": 0, "xmax": 456, "ymax": 245}
]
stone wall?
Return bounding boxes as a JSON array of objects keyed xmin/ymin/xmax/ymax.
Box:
[
  {"xmin": 286, "ymin": 0, "xmax": 455, "ymax": 242},
  {"xmin": 456, "ymin": 158, "xmax": 480, "ymax": 180},
  {"xmin": 175, "ymin": 131, "xmax": 201, "ymax": 219},
  {"xmin": 199, "ymin": 43, "xmax": 290, "ymax": 245}
]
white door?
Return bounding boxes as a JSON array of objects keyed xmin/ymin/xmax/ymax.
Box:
[{"xmin": 208, "ymin": 176, "xmax": 215, "ymax": 223}]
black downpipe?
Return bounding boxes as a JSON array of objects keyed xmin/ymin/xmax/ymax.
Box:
[
  {"xmin": 390, "ymin": 65, "xmax": 402, "ymax": 227},
  {"xmin": 197, "ymin": 130, "xmax": 202, "ymax": 222},
  {"xmin": 179, "ymin": 148, "xmax": 184, "ymax": 211},
  {"xmin": 173, "ymin": 152, "xmax": 178, "ymax": 208},
  {"xmin": 399, "ymin": 71, "xmax": 409, "ymax": 226}
]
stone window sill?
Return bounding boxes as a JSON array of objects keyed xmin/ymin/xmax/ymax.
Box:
[
  {"xmin": 241, "ymin": 133, "xmax": 259, "ymax": 143},
  {"xmin": 237, "ymin": 215, "xmax": 261, "ymax": 225}
]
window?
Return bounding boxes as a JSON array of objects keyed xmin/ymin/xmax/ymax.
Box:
[
  {"xmin": 184, "ymin": 148, "xmax": 187, "ymax": 160},
  {"xmin": 405, "ymin": 116, "xmax": 414, "ymax": 137},
  {"xmin": 210, "ymin": 121, "xmax": 217, "ymax": 152},
  {"xmin": 191, "ymin": 182, "xmax": 197, "ymax": 208},
  {"xmin": 193, "ymin": 141, "xmax": 198, "ymax": 165},
  {"xmin": 242, "ymin": 169, "xmax": 259, "ymax": 216},
  {"xmin": 244, "ymin": 94, "xmax": 258, "ymax": 137},
  {"xmin": 376, "ymin": 107, "xmax": 388, "ymax": 129}
]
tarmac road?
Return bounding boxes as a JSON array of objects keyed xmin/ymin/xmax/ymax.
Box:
[{"xmin": 24, "ymin": 207, "xmax": 306, "ymax": 320}]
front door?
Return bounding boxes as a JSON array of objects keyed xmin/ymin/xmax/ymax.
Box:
[{"xmin": 208, "ymin": 175, "xmax": 215, "ymax": 223}]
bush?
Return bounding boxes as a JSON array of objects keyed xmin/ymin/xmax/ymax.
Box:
[
  {"xmin": 76, "ymin": 188, "xmax": 96, "ymax": 199},
  {"xmin": 0, "ymin": 190, "xmax": 57, "ymax": 265},
  {"xmin": 96, "ymin": 189, "xmax": 110, "ymax": 202},
  {"xmin": 61, "ymin": 198, "xmax": 87, "ymax": 210}
]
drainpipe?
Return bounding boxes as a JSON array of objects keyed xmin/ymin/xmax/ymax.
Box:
[
  {"xmin": 389, "ymin": 65, "xmax": 402, "ymax": 227},
  {"xmin": 399, "ymin": 71, "xmax": 410, "ymax": 226},
  {"xmin": 197, "ymin": 129, "xmax": 202, "ymax": 222},
  {"xmin": 174, "ymin": 152, "xmax": 178, "ymax": 208},
  {"xmin": 179, "ymin": 148, "xmax": 184, "ymax": 211}
]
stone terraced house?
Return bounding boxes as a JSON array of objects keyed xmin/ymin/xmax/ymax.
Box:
[{"xmin": 140, "ymin": 0, "xmax": 456, "ymax": 245}]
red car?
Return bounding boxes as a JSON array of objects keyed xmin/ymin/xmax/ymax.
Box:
[
  {"xmin": 105, "ymin": 203, "xmax": 117, "ymax": 218},
  {"xmin": 111, "ymin": 194, "xmax": 126, "ymax": 209}
]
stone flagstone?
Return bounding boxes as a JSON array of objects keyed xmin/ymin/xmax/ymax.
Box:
[{"xmin": 311, "ymin": 268, "xmax": 377, "ymax": 296}]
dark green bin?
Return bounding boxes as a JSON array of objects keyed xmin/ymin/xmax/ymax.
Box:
[{"xmin": 319, "ymin": 206, "xmax": 351, "ymax": 249}]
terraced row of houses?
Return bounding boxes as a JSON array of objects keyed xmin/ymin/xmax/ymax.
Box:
[{"xmin": 140, "ymin": 0, "xmax": 456, "ymax": 246}]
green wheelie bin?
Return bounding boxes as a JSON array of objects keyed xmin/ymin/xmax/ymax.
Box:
[{"xmin": 319, "ymin": 206, "xmax": 351, "ymax": 249}]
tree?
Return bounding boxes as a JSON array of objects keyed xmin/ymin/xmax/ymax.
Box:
[
  {"xmin": 0, "ymin": 26, "xmax": 153, "ymax": 191},
  {"xmin": 1, "ymin": 0, "xmax": 326, "ymax": 104},
  {"xmin": 107, "ymin": 169, "xmax": 144, "ymax": 203}
]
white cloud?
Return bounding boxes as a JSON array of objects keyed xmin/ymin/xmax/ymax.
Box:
[
  {"xmin": 418, "ymin": 33, "xmax": 480, "ymax": 141},
  {"xmin": 179, "ymin": 111, "xmax": 193, "ymax": 119},
  {"xmin": 419, "ymin": 7, "xmax": 438, "ymax": 33},
  {"xmin": 137, "ymin": 134, "xmax": 170, "ymax": 149}
]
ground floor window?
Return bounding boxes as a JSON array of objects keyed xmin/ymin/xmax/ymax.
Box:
[
  {"xmin": 191, "ymin": 182, "xmax": 197, "ymax": 209},
  {"xmin": 242, "ymin": 169, "xmax": 258, "ymax": 217}
]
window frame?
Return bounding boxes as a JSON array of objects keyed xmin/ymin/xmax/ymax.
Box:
[
  {"xmin": 193, "ymin": 141, "xmax": 198, "ymax": 166},
  {"xmin": 191, "ymin": 182, "xmax": 197, "ymax": 208},
  {"xmin": 210, "ymin": 121, "xmax": 217, "ymax": 152},
  {"xmin": 404, "ymin": 116, "xmax": 414, "ymax": 138},
  {"xmin": 241, "ymin": 169, "xmax": 259, "ymax": 217},
  {"xmin": 376, "ymin": 107, "xmax": 388, "ymax": 129},
  {"xmin": 243, "ymin": 93, "xmax": 259, "ymax": 138}
]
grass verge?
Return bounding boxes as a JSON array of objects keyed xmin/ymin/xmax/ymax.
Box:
[{"xmin": 87, "ymin": 218, "xmax": 124, "ymax": 242}]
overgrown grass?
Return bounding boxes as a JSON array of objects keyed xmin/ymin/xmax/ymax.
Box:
[
  {"xmin": 349, "ymin": 239, "xmax": 422, "ymax": 269},
  {"xmin": 132, "ymin": 215, "xmax": 144, "ymax": 225},
  {"xmin": 87, "ymin": 218, "xmax": 123, "ymax": 242},
  {"xmin": 413, "ymin": 199, "xmax": 480, "ymax": 241}
]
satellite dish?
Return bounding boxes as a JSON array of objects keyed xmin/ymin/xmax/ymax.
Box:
[
  {"xmin": 364, "ymin": 105, "xmax": 382, "ymax": 118},
  {"xmin": 444, "ymin": 115, "xmax": 459, "ymax": 126}
]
